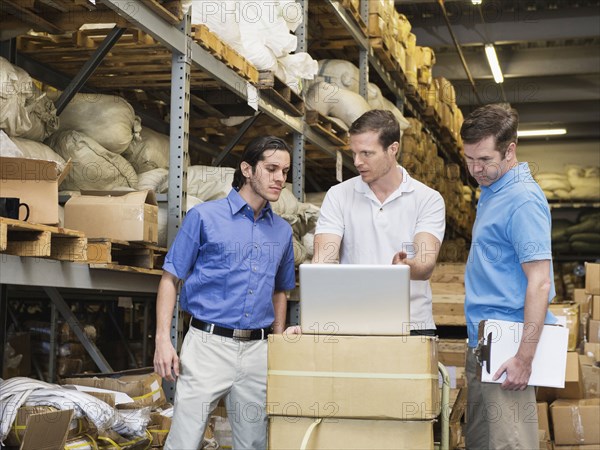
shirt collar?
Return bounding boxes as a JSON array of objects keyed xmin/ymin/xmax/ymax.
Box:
[
  {"xmin": 227, "ymin": 188, "xmax": 274, "ymax": 224},
  {"xmin": 486, "ymin": 162, "xmax": 530, "ymax": 193},
  {"xmin": 354, "ymin": 165, "xmax": 415, "ymax": 203}
]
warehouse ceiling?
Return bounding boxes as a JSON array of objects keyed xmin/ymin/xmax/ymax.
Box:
[{"xmin": 395, "ymin": 0, "xmax": 600, "ymax": 143}]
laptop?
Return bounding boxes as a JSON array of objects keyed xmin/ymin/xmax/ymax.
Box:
[{"xmin": 299, "ymin": 264, "xmax": 411, "ymax": 335}]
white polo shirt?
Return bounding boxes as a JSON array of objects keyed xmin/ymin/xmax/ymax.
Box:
[{"xmin": 315, "ymin": 166, "xmax": 446, "ymax": 329}]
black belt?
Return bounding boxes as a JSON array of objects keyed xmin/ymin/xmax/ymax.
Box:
[{"xmin": 191, "ymin": 318, "xmax": 271, "ymax": 341}]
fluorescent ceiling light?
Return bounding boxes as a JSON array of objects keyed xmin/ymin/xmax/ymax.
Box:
[
  {"xmin": 517, "ymin": 128, "xmax": 567, "ymax": 137},
  {"xmin": 484, "ymin": 44, "xmax": 503, "ymax": 84},
  {"xmin": 472, "ymin": 0, "xmax": 482, "ymax": 4}
]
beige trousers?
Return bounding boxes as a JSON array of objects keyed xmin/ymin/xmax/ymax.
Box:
[
  {"xmin": 465, "ymin": 350, "xmax": 539, "ymax": 450},
  {"xmin": 165, "ymin": 326, "xmax": 268, "ymax": 450}
]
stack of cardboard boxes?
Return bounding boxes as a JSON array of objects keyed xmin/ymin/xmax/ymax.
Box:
[
  {"xmin": 368, "ymin": 0, "xmax": 411, "ymax": 75},
  {"xmin": 267, "ymin": 334, "xmax": 439, "ymax": 449},
  {"xmin": 537, "ymin": 262, "xmax": 600, "ymax": 449}
]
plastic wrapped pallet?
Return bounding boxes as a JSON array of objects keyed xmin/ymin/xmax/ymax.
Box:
[
  {"xmin": 49, "ymin": 93, "xmax": 141, "ymax": 154},
  {"xmin": 46, "ymin": 130, "xmax": 138, "ymax": 191}
]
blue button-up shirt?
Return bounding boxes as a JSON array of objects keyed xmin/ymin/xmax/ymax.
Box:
[
  {"xmin": 465, "ymin": 162, "xmax": 557, "ymax": 347},
  {"xmin": 163, "ymin": 189, "xmax": 296, "ymax": 329}
]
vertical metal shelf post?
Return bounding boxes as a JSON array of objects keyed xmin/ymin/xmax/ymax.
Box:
[
  {"xmin": 358, "ymin": 0, "xmax": 369, "ymax": 100},
  {"xmin": 165, "ymin": 11, "xmax": 192, "ymax": 402},
  {"xmin": 292, "ymin": 0, "xmax": 308, "ymax": 202}
]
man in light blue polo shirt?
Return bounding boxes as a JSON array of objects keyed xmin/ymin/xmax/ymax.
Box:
[
  {"xmin": 153, "ymin": 136, "xmax": 296, "ymax": 450},
  {"xmin": 461, "ymin": 104, "xmax": 556, "ymax": 450}
]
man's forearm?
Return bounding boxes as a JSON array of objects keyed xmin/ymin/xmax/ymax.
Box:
[
  {"xmin": 156, "ymin": 273, "xmax": 179, "ymax": 342},
  {"xmin": 272, "ymin": 291, "xmax": 288, "ymax": 334},
  {"xmin": 516, "ymin": 274, "xmax": 551, "ymax": 363}
]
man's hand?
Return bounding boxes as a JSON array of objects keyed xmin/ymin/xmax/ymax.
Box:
[
  {"xmin": 154, "ymin": 338, "xmax": 180, "ymax": 382},
  {"xmin": 392, "ymin": 251, "xmax": 408, "ymax": 265},
  {"xmin": 493, "ymin": 356, "xmax": 532, "ymax": 390},
  {"xmin": 284, "ymin": 325, "xmax": 302, "ymax": 335}
]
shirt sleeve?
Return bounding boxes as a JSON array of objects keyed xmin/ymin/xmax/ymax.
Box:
[
  {"xmin": 414, "ymin": 190, "xmax": 446, "ymax": 243},
  {"xmin": 509, "ymin": 200, "xmax": 553, "ymax": 263},
  {"xmin": 162, "ymin": 208, "xmax": 202, "ymax": 279},
  {"xmin": 315, "ymin": 187, "xmax": 344, "ymax": 237},
  {"xmin": 274, "ymin": 232, "xmax": 296, "ymax": 291}
]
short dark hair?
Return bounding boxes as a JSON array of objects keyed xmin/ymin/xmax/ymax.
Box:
[
  {"xmin": 349, "ymin": 109, "xmax": 400, "ymax": 150},
  {"xmin": 460, "ymin": 103, "xmax": 518, "ymax": 158},
  {"xmin": 232, "ymin": 136, "xmax": 291, "ymax": 189}
]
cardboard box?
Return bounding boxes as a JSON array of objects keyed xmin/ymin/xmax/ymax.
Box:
[
  {"xmin": 579, "ymin": 354, "xmax": 600, "ymax": 398},
  {"xmin": 0, "ymin": 156, "xmax": 70, "ymax": 224},
  {"xmin": 592, "ymin": 296, "xmax": 600, "ymax": 321},
  {"xmin": 550, "ymin": 303, "xmax": 580, "ymax": 351},
  {"xmin": 62, "ymin": 367, "xmax": 165, "ymax": 408},
  {"xmin": 589, "ymin": 320, "xmax": 600, "ymax": 344},
  {"xmin": 550, "ymin": 398, "xmax": 600, "ymax": 445},
  {"xmin": 586, "ymin": 263, "xmax": 600, "ymax": 295},
  {"xmin": 537, "ymin": 402, "xmax": 551, "ymax": 441},
  {"xmin": 267, "ymin": 335, "xmax": 439, "ymax": 420},
  {"xmin": 148, "ymin": 412, "xmax": 172, "ymax": 447},
  {"xmin": 11, "ymin": 409, "xmax": 74, "ymax": 450},
  {"xmin": 64, "ymin": 190, "xmax": 158, "ymax": 243},
  {"xmin": 537, "ymin": 352, "xmax": 584, "ymax": 402},
  {"xmin": 268, "ymin": 416, "xmax": 434, "ymax": 450},
  {"xmin": 574, "ymin": 289, "xmax": 593, "ymax": 319},
  {"xmin": 554, "ymin": 445, "xmax": 600, "ymax": 450}
]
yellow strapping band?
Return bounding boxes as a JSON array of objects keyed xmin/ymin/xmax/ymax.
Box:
[
  {"xmin": 268, "ymin": 370, "xmax": 438, "ymax": 380},
  {"xmin": 300, "ymin": 418, "xmax": 322, "ymax": 450},
  {"xmin": 132, "ymin": 388, "xmax": 161, "ymax": 401}
]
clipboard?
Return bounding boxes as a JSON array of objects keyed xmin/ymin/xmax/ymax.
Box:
[{"xmin": 476, "ymin": 319, "xmax": 569, "ymax": 388}]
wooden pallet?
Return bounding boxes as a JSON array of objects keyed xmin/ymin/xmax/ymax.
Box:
[
  {"xmin": 86, "ymin": 238, "xmax": 166, "ymax": 271},
  {"xmin": 192, "ymin": 25, "xmax": 259, "ymax": 84},
  {"xmin": 405, "ymin": 84, "xmax": 428, "ymax": 114},
  {"xmin": 139, "ymin": 0, "xmax": 183, "ymax": 25},
  {"xmin": 0, "ymin": 218, "xmax": 87, "ymax": 262},
  {"xmin": 341, "ymin": 0, "xmax": 368, "ymax": 37},
  {"xmin": 256, "ymin": 71, "xmax": 305, "ymax": 117},
  {"xmin": 305, "ymin": 110, "xmax": 349, "ymax": 147}
]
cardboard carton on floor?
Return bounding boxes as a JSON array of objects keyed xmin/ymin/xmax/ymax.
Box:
[
  {"xmin": 554, "ymin": 445, "xmax": 600, "ymax": 450},
  {"xmin": 267, "ymin": 335, "xmax": 439, "ymax": 420},
  {"xmin": 268, "ymin": 416, "xmax": 434, "ymax": 450},
  {"xmin": 589, "ymin": 320, "xmax": 600, "ymax": 344},
  {"xmin": 550, "ymin": 398, "xmax": 600, "ymax": 445},
  {"xmin": 64, "ymin": 190, "xmax": 158, "ymax": 243},
  {"xmin": 537, "ymin": 352, "xmax": 584, "ymax": 402},
  {"xmin": 537, "ymin": 402, "xmax": 551, "ymax": 441},
  {"xmin": 586, "ymin": 263, "xmax": 600, "ymax": 295},
  {"xmin": 592, "ymin": 296, "xmax": 600, "ymax": 321},
  {"xmin": 579, "ymin": 354, "xmax": 600, "ymax": 398},
  {"xmin": 585, "ymin": 342, "xmax": 600, "ymax": 363},
  {"xmin": 0, "ymin": 156, "xmax": 71, "ymax": 224},
  {"xmin": 62, "ymin": 367, "xmax": 165, "ymax": 408},
  {"xmin": 549, "ymin": 303, "xmax": 580, "ymax": 351},
  {"xmin": 12, "ymin": 409, "xmax": 73, "ymax": 450}
]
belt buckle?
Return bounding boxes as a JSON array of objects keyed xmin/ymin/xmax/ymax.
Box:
[{"xmin": 233, "ymin": 329, "xmax": 252, "ymax": 340}]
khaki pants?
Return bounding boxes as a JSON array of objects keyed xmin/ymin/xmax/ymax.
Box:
[
  {"xmin": 465, "ymin": 350, "xmax": 538, "ymax": 450},
  {"xmin": 165, "ymin": 326, "xmax": 268, "ymax": 450}
]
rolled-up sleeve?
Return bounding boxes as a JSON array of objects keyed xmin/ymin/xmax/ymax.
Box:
[{"xmin": 163, "ymin": 209, "xmax": 202, "ymax": 279}]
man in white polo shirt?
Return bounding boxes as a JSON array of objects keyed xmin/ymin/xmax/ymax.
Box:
[{"xmin": 313, "ymin": 109, "xmax": 446, "ymax": 335}]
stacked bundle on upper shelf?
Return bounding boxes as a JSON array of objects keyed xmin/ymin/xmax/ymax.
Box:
[
  {"xmin": 536, "ymin": 165, "xmax": 600, "ymax": 201},
  {"xmin": 552, "ymin": 211, "xmax": 600, "ymax": 257},
  {"xmin": 183, "ymin": 0, "xmax": 318, "ymax": 89}
]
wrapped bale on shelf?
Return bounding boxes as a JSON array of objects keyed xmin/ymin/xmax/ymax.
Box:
[
  {"xmin": 11, "ymin": 136, "xmax": 66, "ymax": 165},
  {"xmin": 567, "ymin": 165, "xmax": 600, "ymax": 200},
  {"xmin": 122, "ymin": 127, "xmax": 170, "ymax": 174},
  {"xmin": 306, "ymin": 81, "xmax": 370, "ymax": 128},
  {"xmin": 0, "ymin": 57, "xmax": 58, "ymax": 141},
  {"xmin": 48, "ymin": 93, "xmax": 141, "ymax": 154},
  {"xmin": 46, "ymin": 130, "xmax": 138, "ymax": 191}
]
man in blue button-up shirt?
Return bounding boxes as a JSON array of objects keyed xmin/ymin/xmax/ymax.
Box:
[
  {"xmin": 461, "ymin": 104, "xmax": 556, "ymax": 450},
  {"xmin": 154, "ymin": 136, "xmax": 296, "ymax": 450}
]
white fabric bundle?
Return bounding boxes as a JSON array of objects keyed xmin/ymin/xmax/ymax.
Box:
[
  {"xmin": 0, "ymin": 57, "xmax": 58, "ymax": 140},
  {"xmin": 275, "ymin": 53, "xmax": 319, "ymax": 93},
  {"xmin": 123, "ymin": 127, "xmax": 170, "ymax": 174},
  {"xmin": 305, "ymin": 81, "xmax": 371, "ymax": 127},
  {"xmin": 187, "ymin": 165, "xmax": 235, "ymax": 201},
  {"xmin": 46, "ymin": 130, "xmax": 138, "ymax": 191},
  {"xmin": 0, "ymin": 130, "xmax": 24, "ymax": 157},
  {"xmin": 51, "ymin": 93, "xmax": 141, "ymax": 154},
  {"xmin": 566, "ymin": 165, "xmax": 600, "ymax": 199},
  {"xmin": 317, "ymin": 59, "xmax": 360, "ymax": 92},
  {"xmin": 536, "ymin": 172, "xmax": 571, "ymax": 192},
  {"xmin": 186, "ymin": 1, "xmax": 310, "ymax": 72},
  {"xmin": 137, "ymin": 168, "xmax": 169, "ymax": 194},
  {"xmin": 0, "ymin": 377, "xmax": 147, "ymax": 442},
  {"xmin": 11, "ymin": 136, "xmax": 66, "ymax": 165}
]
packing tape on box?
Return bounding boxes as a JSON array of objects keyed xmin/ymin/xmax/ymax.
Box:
[
  {"xmin": 300, "ymin": 418, "xmax": 322, "ymax": 450},
  {"xmin": 569, "ymin": 405, "xmax": 585, "ymax": 444},
  {"xmin": 96, "ymin": 429, "xmax": 152, "ymax": 450},
  {"xmin": 268, "ymin": 370, "xmax": 438, "ymax": 380}
]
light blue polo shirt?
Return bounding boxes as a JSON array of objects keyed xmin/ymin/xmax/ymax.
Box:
[{"xmin": 465, "ymin": 162, "xmax": 556, "ymax": 347}]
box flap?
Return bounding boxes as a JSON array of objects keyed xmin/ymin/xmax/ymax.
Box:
[
  {"xmin": 57, "ymin": 158, "xmax": 72, "ymax": 186},
  {"xmin": 0, "ymin": 156, "xmax": 63, "ymax": 181},
  {"xmin": 77, "ymin": 190, "xmax": 157, "ymax": 206},
  {"xmin": 20, "ymin": 409, "xmax": 73, "ymax": 450}
]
